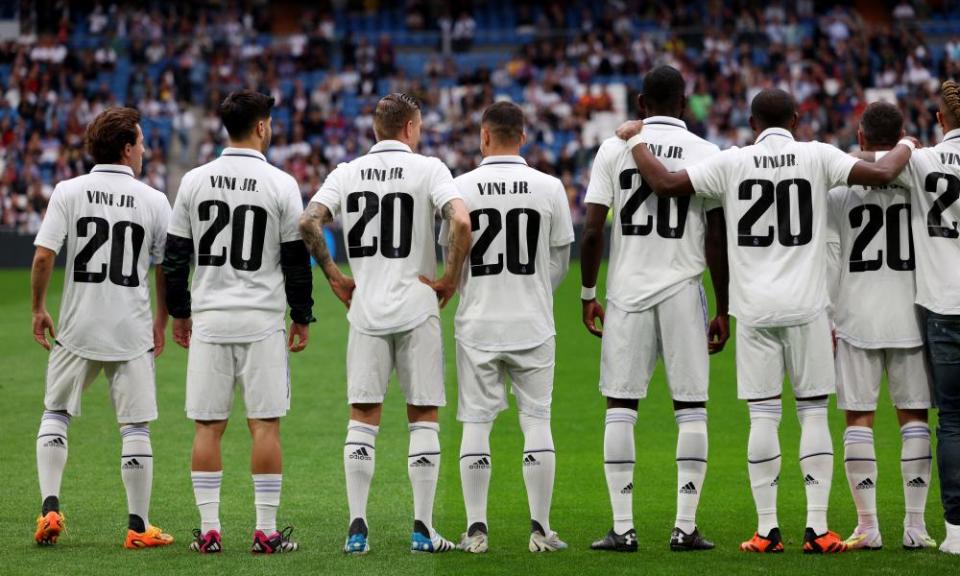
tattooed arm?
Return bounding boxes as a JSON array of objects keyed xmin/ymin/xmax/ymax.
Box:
[
  {"xmin": 420, "ymin": 198, "xmax": 470, "ymax": 309},
  {"xmin": 299, "ymin": 201, "xmax": 355, "ymax": 308}
]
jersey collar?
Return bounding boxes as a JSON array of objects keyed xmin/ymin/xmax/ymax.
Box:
[
  {"xmin": 91, "ymin": 164, "xmax": 134, "ymax": 177},
  {"xmin": 221, "ymin": 147, "xmax": 267, "ymax": 161},
  {"xmin": 755, "ymin": 127, "xmax": 794, "ymax": 144},
  {"xmin": 643, "ymin": 116, "xmax": 687, "ymax": 129},
  {"xmin": 480, "ymin": 155, "xmax": 528, "ymax": 166},
  {"xmin": 943, "ymin": 128, "xmax": 960, "ymax": 142},
  {"xmin": 369, "ymin": 140, "xmax": 413, "ymax": 154}
]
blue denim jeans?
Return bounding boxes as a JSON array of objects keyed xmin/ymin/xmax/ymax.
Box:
[{"xmin": 926, "ymin": 310, "xmax": 960, "ymax": 525}]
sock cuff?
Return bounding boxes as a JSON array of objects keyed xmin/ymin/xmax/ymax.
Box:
[
  {"xmin": 120, "ymin": 424, "xmax": 151, "ymax": 439},
  {"xmin": 901, "ymin": 422, "xmax": 931, "ymax": 439},
  {"xmin": 844, "ymin": 426, "xmax": 874, "ymax": 445},
  {"xmin": 519, "ymin": 413, "xmax": 551, "ymax": 433},
  {"xmin": 605, "ymin": 408, "xmax": 638, "ymax": 425},
  {"xmin": 348, "ymin": 420, "xmax": 380, "ymax": 437},
  {"xmin": 191, "ymin": 470, "xmax": 223, "ymax": 489},
  {"xmin": 253, "ymin": 474, "xmax": 282, "ymax": 494},
  {"xmin": 42, "ymin": 411, "xmax": 71, "ymax": 425},
  {"xmin": 796, "ymin": 397, "xmax": 829, "ymax": 411},
  {"xmin": 748, "ymin": 399, "xmax": 782, "ymax": 420},
  {"xmin": 409, "ymin": 421, "xmax": 440, "ymax": 433},
  {"xmin": 675, "ymin": 407, "xmax": 707, "ymax": 424}
]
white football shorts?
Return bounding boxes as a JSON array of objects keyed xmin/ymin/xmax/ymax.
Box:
[
  {"xmin": 835, "ymin": 339, "xmax": 932, "ymax": 411},
  {"xmin": 44, "ymin": 343, "xmax": 157, "ymax": 423},
  {"xmin": 185, "ymin": 329, "xmax": 290, "ymax": 420},
  {"xmin": 456, "ymin": 337, "xmax": 555, "ymax": 422},
  {"xmin": 736, "ymin": 312, "xmax": 835, "ymax": 400},
  {"xmin": 598, "ymin": 279, "xmax": 709, "ymax": 402},
  {"xmin": 346, "ymin": 316, "xmax": 445, "ymax": 407}
]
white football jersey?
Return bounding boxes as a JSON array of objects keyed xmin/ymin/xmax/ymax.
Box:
[
  {"xmin": 585, "ymin": 117, "xmax": 721, "ymax": 311},
  {"xmin": 311, "ymin": 140, "xmax": 461, "ymax": 335},
  {"xmin": 826, "ymin": 184, "xmax": 921, "ymax": 348},
  {"xmin": 448, "ymin": 155, "xmax": 575, "ymax": 351},
  {"xmin": 34, "ymin": 164, "xmax": 170, "ymax": 361},
  {"xmin": 168, "ymin": 147, "xmax": 304, "ymax": 343},
  {"xmin": 888, "ymin": 129, "xmax": 960, "ymax": 314},
  {"xmin": 687, "ymin": 127, "xmax": 858, "ymax": 327}
]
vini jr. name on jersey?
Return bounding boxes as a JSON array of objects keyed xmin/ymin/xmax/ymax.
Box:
[
  {"xmin": 87, "ymin": 189, "xmax": 135, "ymax": 209},
  {"xmin": 478, "ymin": 181, "xmax": 530, "ymax": 195},
  {"xmin": 210, "ymin": 175, "xmax": 258, "ymax": 191}
]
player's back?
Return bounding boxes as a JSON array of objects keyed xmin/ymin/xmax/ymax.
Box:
[
  {"xmin": 689, "ymin": 128, "xmax": 857, "ymax": 326},
  {"xmin": 34, "ymin": 165, "xmax": 170, "ymax": 360},
  {"xmin": 586, "ymin": 117, "xmax": 720, "ymax": 311},
  {"xmin": 828, "ymin": 184, "xmax": 920, "ymax": 348},
  {"xmin": 169, "ymin": 148, "xmax": 303, "ymax": 342},
  {"xmin": 313, "ymin": 140, "xmax": 460, "ymax": 334},
  {"xmin": 452, "ymin": 156, "xmax": 574, "ymax": 350}
]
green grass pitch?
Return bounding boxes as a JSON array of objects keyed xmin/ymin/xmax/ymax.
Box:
[{"xmin": 1, "ymin": 264, "xmax": 958, "ymax": 575}]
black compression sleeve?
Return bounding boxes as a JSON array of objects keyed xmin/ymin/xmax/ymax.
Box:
[
  {"xmin": 280, "ymin": 240, "xmax": 315, "ymax": 325},
  {"xmin": 161, "ymin": 234, "xmax": 193, "ymax": 319}
]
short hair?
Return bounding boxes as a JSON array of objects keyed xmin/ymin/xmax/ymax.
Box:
[
  {"xmin": 481, "ymin": 101, "xmax": 524, "ymax": 144},
  {"xmin": 859, "ymin": 101, "xmax": 903, "ymax": 148},
  {"xmin": 219, "ymin": 90, "xmax": 275, "ymax": 140},
  {"xmin": 642, "ymin": 66, "xmax": 685, "ymax": 113},
  {"xmin": 85, "ymin": 107, "xmax": 141, "ymax": 164},
  {"xmin": 373, "ymin": 93, "xmax": 421, "ymax": 140},
  {"xmin": 750, "ymin": 88, "xmax": 797, "ymax": 129}
]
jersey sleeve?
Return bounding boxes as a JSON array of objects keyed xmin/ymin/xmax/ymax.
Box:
[
  {"xmin": 825, "ymin": 188, "xmax": 843, "ymax": 245},
  {"xmin": 168, "ymin": 172, "xmax": 194, "ymax": 238},
  {"xmin": 583, "ymin": 140, "xmax": 616, "ymax": 206},
  {"xmin": 151, "ymin": 194, "xmax": 172, "ymax": 263},
  {"xmin": 686, "ymin": 149, "xmax": 731, "ymax": 200},
  {"xmin": 427, "ymin": 158, "xmax": 460, "ymax": 211},
  {"xmin": 551, "ymin": 180, "xmax": 575, "ymax": 246},
  {"xmin": 279, "ymin": 175, "xmax": 304, "ymax": 243},
  {"xmin": 819, "ymin": 143, "xmax": 859, "ymax": 189},
  {"xmin": 34, "ymin": 184, "xmax": 69, "ymax": 253},
  {"xmin": 311, "ymin": 164, "xmax": 344, "ymax": 216}
]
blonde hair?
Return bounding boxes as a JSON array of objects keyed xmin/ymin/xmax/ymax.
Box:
[{"xmin": 942, "ymin": 80, "xmax": 960, "ymax": 128}]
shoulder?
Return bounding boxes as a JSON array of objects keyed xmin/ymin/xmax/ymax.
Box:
[{"xmin": 596, "ymin": 136, "xmax": 626, "ymax": 157}]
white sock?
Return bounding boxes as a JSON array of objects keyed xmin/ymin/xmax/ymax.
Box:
[
  {"xmin": 520, "ymin": 413, "xmax": 555, "ymax": 535},
  {"xmin": 675, "ymin": 408, "xmax": 707, "ymax": 534},
  {"xmin": 901, "ymin": 422, "xmax": 932, "ymax": 528},
  {"xmin": 843, "ymin": 426, "xmax": 877, "ymax": 528},
  {"xmin": 604, "ymin": 408, "xmax": 636, "ymax": 534},
  {"xmin": 798, "ymin": 398, "xmax": 833, "ymax": 534},
  {"xmin": 253, "ymin": 474, "xmax": 281, "ymax": 533},
  {"xmin": 747, "ymin": 400, "xmax": 782, "ymax": 536},
  {"xmin": 344, "ymin": 420, "xmax": 378, "ymax": 524},
  {"xmin": 36, "ymin": 411, "xmax": 69, "ymax": 510},
  {"xmin": 459, "ymin": 421, "xmax": 493, "ymax": 530},
  {"xmin": 408, "ymin": 421, "xmax": 441, "ymax": 532},
  {"xmin": 191, "ymin": 470, "xmax": 222, "ymax": 533},
  {"xmin": 120, "ymin": 424, "xmax": 153, "ymax": 529}
]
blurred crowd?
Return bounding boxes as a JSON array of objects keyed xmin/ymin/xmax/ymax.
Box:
[{"xmin": 3, "ymin": 0, "xmax": 960, "ymax": 232}]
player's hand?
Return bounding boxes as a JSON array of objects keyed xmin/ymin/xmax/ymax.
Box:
[
  {"xmin": 708, "ymin": 314, "xmax": 730, "ymax": 354},
  {"xmin": 288, "ymin": 322, "xmax": 309, "ymax": 352},
  {"xmin": 582, "ymin": 299, "xmax": 605, "ymax": 338},
  {"xmin": 615, "ymin": 120, "xmax": 644, "ymax": 142},
  {"xmin": 419, "ymin": 274, "xmax": 457, "ymax": 309},
  {"xmin": 32, "ymin": 309, "xmax": 56, "ymax": 351},
  {"xmin": 153, "ymin": 317, "xmax": 167, "ymax": 357},
  {"xmin": 902, "ymin": 136, "xmax": 921, "ymax": 149},
  {"xmin": 172, "ymin": 317, "xmax": 192, "ymax": 349},
  {"xmin": 329, "ymin": 274, "xmax": 356, "ymax": 309}
]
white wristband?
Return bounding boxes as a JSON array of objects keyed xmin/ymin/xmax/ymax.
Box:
[
  {"xmin": 581, "ymin": 285, "xmax": 597, "ymax": 300},
  {"xmin": 897, "ymin": 138, "xmax": 916, "ymax": 151},
  {"xmin": 625, "ymin": 133, "xmax": 645, "ymax": 150}
]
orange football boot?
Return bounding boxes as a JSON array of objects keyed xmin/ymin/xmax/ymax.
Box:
[
  {"xmin": 740, "ymin": 527, "xmax": 785, "ymax": 553},
  {"xmin": 124, "ymin": 525, "xmax": 174, "ymax": 549},
  {"xmin": 803, "ymin": 528, "xmax": 847, "ymax": 554},
  {"xmin": 35, "ymin": 511, "xmax": 65, "ymax": 546}
]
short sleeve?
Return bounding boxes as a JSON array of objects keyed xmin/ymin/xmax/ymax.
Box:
[
  {"xmin": 819, "ymin": 143, "xmax": 859, "ymax": 189},
  {"xmin": 279, "ymin": 176, "xmax": 304, "ymax": 243},
  {"xmin": 167, "ymin": 172, "xmax": 194, "ymax": 238},
  {"xmin": 551, "ymin": 180, "xmax": 575, "ymax": 246},
  {"xmin": 311, "ymin": 164, "xmax": 345, "ymax": 216},
  {"xmin": 583, "ymin": 140, "xmax": 616, "ymax": 207},
  {"xmin": 687, "ymin": 149, "xmax": 732, "ymax": 200},
  {"xmin": 151, "ymin": 194, "xmax": 171, "ymax": 263},
  {"xmin": 34, "ymin": 184, "xmax": 69, "ymax": 253},
  {"xmin": 428, "ymin": 158, "xmax": 460, "ymax": 211}
]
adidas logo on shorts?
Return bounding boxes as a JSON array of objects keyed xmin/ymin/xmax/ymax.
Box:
[
  {"xmin": 856, "ymin": 478, "xmax": 875, "ymax": 490},
  {"xmin": 410, "ymin": 456, "xmax": 434, "ymax": 468},
  {"xmin": 122, "ymin": 458, "xmax": 144, "ymax": 470},
  {"xmin": 349, "ymin": 447, "xmax": 372, "ymax": 461},
  {"xmin": 523, "ymin": 454, "xmax": 541, "ymax": 467},
  {"xmin": 679, "ymin": 481, "xmax": 698, "ymax": 495},
  {"xmin": 906, "ymin": 477, "xmax": 927, "ymax": 488},
  {"xmin": 43, "ymin": 437, "xmax": 66, "ymax": 449},
  {"xmin": 804, "ymin": 474, "xmax": 819, "ymax": 486},
  {"xmin": 620, "ymin": 482, "xmax": 633, "ymax": 495},
  {"xmin": 469, "ymin": 457, "xmax": 490, "ymax": 470}
]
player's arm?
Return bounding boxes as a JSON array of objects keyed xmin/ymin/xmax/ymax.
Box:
[
  {"xmin": 30, "ymin": 247, "xmax": 57, "ymax": 350},
  {"xmin": 153, "ymin": 265, "xmax": 167, "ymax": 357},
  {"xmin": 421, "ymin": 198, "xmax": 470, "ymax": 309},
  {"xmin": 280, "ymin": 238, "xmax": 315, "ymax": 352},
  {"xmin": 705, "ymin": 208, "xmax": 730, "ymax": 354},
  {"xmin": 549, "ymin": 244, "xmax": 571, "ymax": 292},
  {"xmin": 299, "ymin": 201, "xmax": 355, "ymax": 309},
  {"xmin": 580, "ymin": 203, "xmax": 607, "ymax": 337},
  {"xmin": 162, "ymin": 234, "xmax": 193, "ymax": 348},
  {"xmin": 616, "ymin": 120, "xmax": 695, "ymax": 197},
  {"xmin": 847, "ymin": 141, "xmax": 913, "ymax": 186}
]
